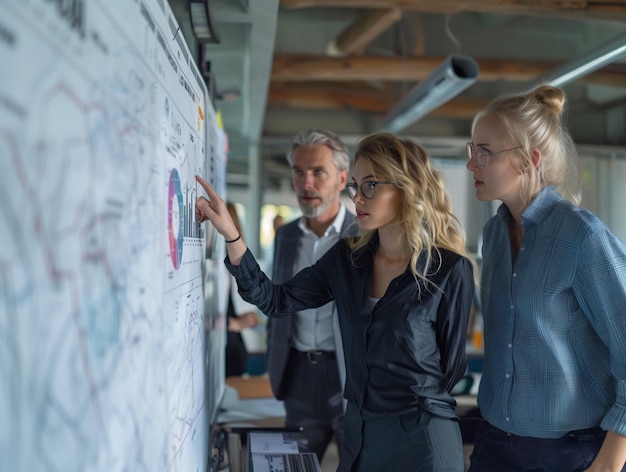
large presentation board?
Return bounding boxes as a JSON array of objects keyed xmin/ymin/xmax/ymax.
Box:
[{"xmin": 0, "ymin": 1, "xmax": 227, "ymax": 471}]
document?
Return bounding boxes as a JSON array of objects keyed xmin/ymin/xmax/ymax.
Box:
[
  {"xmin": 248, "ymin": 432, "xmax": 322, "ymax": 472},
  {"xmin": 249, "ymin": 432, "xmax": 300, "ymax": 454}
]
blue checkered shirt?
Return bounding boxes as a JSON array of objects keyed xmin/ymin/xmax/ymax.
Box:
[{"xmin": 478, "ymin": 186, "xmax": 626, "ymax": 438}]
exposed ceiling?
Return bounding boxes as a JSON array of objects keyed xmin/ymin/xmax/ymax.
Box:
[{"xmin": 171, "ymin": 0, "xmax": 626, "ymax": 191}]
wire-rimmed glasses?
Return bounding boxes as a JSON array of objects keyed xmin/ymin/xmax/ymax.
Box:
[
  {"xmin": 345, "ymin": 181, "xmax": 395, "ymax": 199},
  {"xmin": 466, "ymin": 142, "xmax": 523, "ymax": 166}
]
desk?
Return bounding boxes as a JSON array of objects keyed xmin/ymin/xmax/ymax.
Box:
[
  {"xmin": 226, "ymin": 376, "xmax": 274, "ymax": 399},
  {"xmin": 216, "ymin": 378, "xmax": 289, "ymax": 472},
  {"xmin": 218, "ymin": 377, "xmax": 286, "ymax": 425}
]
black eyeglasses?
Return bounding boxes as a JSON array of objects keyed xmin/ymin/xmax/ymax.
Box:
[
  {"xmin": 345, "ymin": 181, "xmax": 395, "ymax": 199},
  {"xmin": 466, "ymin": 142, "xmax": 523, "ymax": 166}
]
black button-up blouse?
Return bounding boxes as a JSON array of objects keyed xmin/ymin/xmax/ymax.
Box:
[{"xmin": 226, "ymin": 236, "xmax": 474, "ymax": 419}]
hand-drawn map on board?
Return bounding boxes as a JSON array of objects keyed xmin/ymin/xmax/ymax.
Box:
[{"xmin": 0, "ymin": 0, "xmax": 224, "ymax": 471}]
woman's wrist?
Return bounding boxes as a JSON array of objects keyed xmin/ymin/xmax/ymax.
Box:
[{"xmin": 225, "ymin": 234, "xmax": 241, "ymax": 244}]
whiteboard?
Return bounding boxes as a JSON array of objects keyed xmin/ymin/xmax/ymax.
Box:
[{"xmin": 0, "ymin": 1, "xmax": 226, "ymax": 471}]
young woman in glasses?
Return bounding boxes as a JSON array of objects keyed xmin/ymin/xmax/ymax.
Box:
[
  {"xmin": 196, "ymin": 132, "xmax": 475, "ymax": 472},
  {"xmin": 466, "ymin": 84, "xmax": 626, "ymax": 472}
]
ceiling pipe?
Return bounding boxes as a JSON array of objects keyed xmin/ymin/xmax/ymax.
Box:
[
  {"xmin": 378, "ymin": 54, "xmax": 479, "ymax": 134},
  {"xmin": 537, "ymin": 31, "xmax": 626, "ymax": 87}
]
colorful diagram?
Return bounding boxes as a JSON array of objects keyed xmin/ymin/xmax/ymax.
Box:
[{"xmin": 168, "ymin": 168, "xmax": 184, "ymax": 269}]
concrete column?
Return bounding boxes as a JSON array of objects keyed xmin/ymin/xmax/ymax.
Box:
[{"xmin": 245, "ymin": 141, "xmax": 263, "ymax": 256}]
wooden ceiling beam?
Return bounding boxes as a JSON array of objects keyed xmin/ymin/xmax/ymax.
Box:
[
  {"xmin": 280, "ymin": 0, "xmax": 626, "ymax": 20},
  {"xmin": 271, "ymin": 55, "xmax": 626, "ymax": 87},
  {"xmin": 281, "ymin": 0, "xmax": 582, "ymax": 10},
  {"xmin": 271, "ymin": 55, "xmax": 553, "ymax": 81},
  {"xmin": 268, "ymin": 84, "xmax": 398, "ymax": 112},
  {"xmin": 332, "ymin": 8, "xmax": 403, "ymax": 55},
  {"xmin": 268, "ymin": 83, "xmax": 489, "ymax": 117}
]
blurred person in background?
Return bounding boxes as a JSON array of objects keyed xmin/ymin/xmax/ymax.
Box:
[
  {"xmin": 266, "ymin": 129, "xmax": 355, "ymax": 463},
  {"xmin": 225, "ymin": 202, "xmax": 260, "ymax": 377}
]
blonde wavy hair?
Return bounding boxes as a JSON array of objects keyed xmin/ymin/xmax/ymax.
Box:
[
  {"xmin": 348, "ymin": 133, "xmax": 473, "ymax": 285},
  {"xmin": 472, "ymin": 84, "xmax": 582, "ymax": 205}
]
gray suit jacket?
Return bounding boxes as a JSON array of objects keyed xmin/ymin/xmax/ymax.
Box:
[{"xmin": 267, "ymin": 207, "xmax": 357, "ymax": 401}]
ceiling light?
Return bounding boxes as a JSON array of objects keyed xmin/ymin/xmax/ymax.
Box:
[
  {"xmin": 540, "ymin": 31, "xmax": 626, "ymax": 87},
  {"xmin": 379, "ymin": 54, "xmax": 479, "ymax": 134},
  {"xmin": 189, "ymin": 0, "xmax": 220, "ymax": 44}
]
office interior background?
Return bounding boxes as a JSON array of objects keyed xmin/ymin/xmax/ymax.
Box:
[
  {"xmin": 170, "ymin": 0, "xmax": 626, "ymax": 261},
  {"xmin": 3, "ymin": 2, "xmax": 626, "ymax": 471}
]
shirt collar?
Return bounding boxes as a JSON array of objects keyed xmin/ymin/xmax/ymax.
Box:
[
  {"xmin": 297, "ymin": 203, "xmax": 347, "ymax": 237},
  {"xmin": 496, "ymin": 186, "xmax": 562, "ymax": 227}
]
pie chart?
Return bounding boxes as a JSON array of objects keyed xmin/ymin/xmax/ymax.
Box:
[{"xmin": 168, "ymin": 168, "xmax": 184, "ymax": 269}]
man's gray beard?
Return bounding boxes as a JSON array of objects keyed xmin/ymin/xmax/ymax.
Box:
[{"xmin": 299, "ymin": 198, "xmax": 330, "ymax": 218}]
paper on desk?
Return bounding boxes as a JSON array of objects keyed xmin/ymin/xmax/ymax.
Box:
[
  {"xmin": 217, "ymin": 386, "xmax": 286, "ymax": 423},
  {"xmin": 251, "ymin": 452, "xmax": 322, "ymax": 472},
  {"xmin": 249, "ymin": 432, "xmax": 299, "ymax": 454},
  {"xmin": 251, "ymin": 454, "xmax": 290, "ymax": 472}
]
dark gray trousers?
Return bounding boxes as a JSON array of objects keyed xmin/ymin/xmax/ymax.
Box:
[
  {"xmin": 340, "ymin": 402, "xmax": 464, "ymax": 472},
  {"xmin": 283, "ymin": 349, "xmax": 345, "ymax": 463}
]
